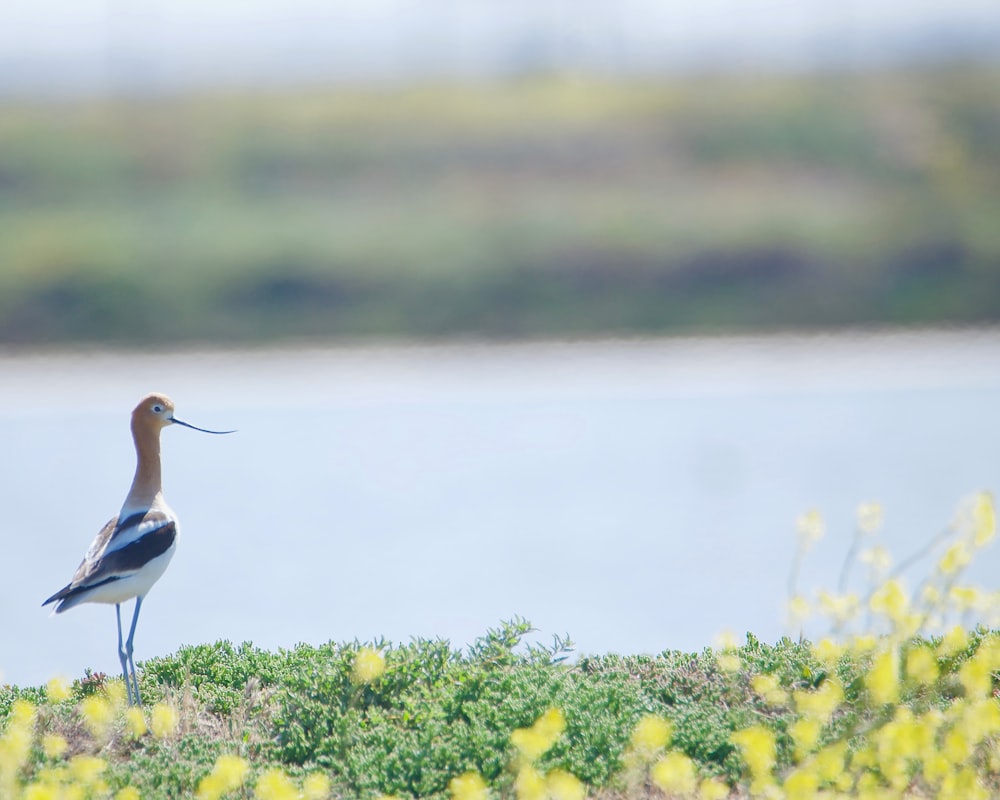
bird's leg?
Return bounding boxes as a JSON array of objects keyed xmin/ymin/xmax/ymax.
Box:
[
  {"xmin": 116, "ymin": 603, "xmax": 136, "ymax": 706},
  {"xmin": 125, "ymin": 596, "xmax": 144, "ymax": 707}
]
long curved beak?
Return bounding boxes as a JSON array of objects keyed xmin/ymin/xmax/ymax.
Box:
[{"xmin": 171, "ymin": 417, "xmax": 237, "ymax": 434}]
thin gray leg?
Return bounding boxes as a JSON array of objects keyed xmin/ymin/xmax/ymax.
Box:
[
  {"xmin": 115, "ymin": 603, "xmax": 137, "ymax": 705},
  {"xmin": 125, "ymin": 596, "xmax": 144, "ymax": 706}
]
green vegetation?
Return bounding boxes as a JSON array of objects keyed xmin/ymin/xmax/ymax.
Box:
[
  {"xmin": 2, "ymin": 620, "xmax": 999, "ymax": 799},
  {"xmin": 3, "ymin": 494, "xmax": 999, "ymax": 798},
  {"xmin": 1, "ymin": 67, "xmax": 1000, "ymax": 346}
]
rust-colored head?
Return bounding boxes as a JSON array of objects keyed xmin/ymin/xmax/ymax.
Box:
[{"xmin": 131, "ymin": 393, "xmax": 235, "ymax": 436}]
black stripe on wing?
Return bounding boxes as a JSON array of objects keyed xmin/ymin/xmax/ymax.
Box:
[{"xmin": 42, "ymin": 521, "xmax": 177, "ymax": 609}]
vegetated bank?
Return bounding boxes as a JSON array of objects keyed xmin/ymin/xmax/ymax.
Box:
[{"xmin": 2, "ymin": 618, "xmax": 999, "ymax": 799}]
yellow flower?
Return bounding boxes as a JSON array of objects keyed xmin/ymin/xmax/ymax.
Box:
[
  {"xmin": 46, "ymin": 677, "xmax": 72, "ymax": 703},
  {"xmin": 959, "ymin": 654, "xmax": 993, "ymax": 698},
  {"xmin": 859, "ymin": 546, "xmax": 892, "ymax": 574},
  {"xmin": 783, "ymin": 767, "xmax": 819, "ymax": 800},
  {"xmin": 789, "ymin": 718, "xmax": 821, "ymax": 759},
  {"xmin": 22, "ymin": 786, "xmax": 59, "ymax": 800},
  {"xmin": 352, "ymin": 647, "xmax": 386, "ymax": 685},
  {"xmin": 255, "ymin": 768, "xmax": 298, "ymax": 800},
  {"xmin": 198, "ymin": 754, "xmax": 251, "ymax": 800},
  {"xmin": 796, "ymin": 510, "xmax": 824, "ymax": 547},
  {"xmin": 629, "ymin": 714, "xmax": 672, "ymax": 758},
  {"xmin": 857, "ymin": 501, "xmax": 883, "ymax": 534},
  {"xmin": 545, "ymin": 769, "xmax": 584, "ymax": 800},
  {"xmin": 116, "ymin": 788, "xmax": 141, "ymax": 800},
  {"xmin": 866, "ymin": 648, "xmax": 900, "ymax": 705},
  {"xmin": 905, "ymin": 647, "xmax": 939, "ymax": 687},
  {"xmin": 449, "ymin": 772, "xmax": 488, "ymax": 800},
  {"xmin": 716, "ymin": 652, "xmax": 741, "ymax": 674},
  {"xmin": 126, "ymin": 707, "xmax": 148, "ymax": 738},
  {"xmin": 818, "ymin": 592, "xmax": 859, "ymax": 625},
  {"xmin": 698, "ymin": 777, "xmax": 729, "ymax": 800},
  {"xmin": 151, "ymin": 703, "xmax": 179, "ymax": 739},
  {"xmin": 938, "ymin": 625, "xmax": 968, "ymax": 657},
  {"xmin": 514, "ymin": 765, "xmax": 546, "ymax": 800},
  {"xmin": 812, "ymin": 638, "xmax": 844, "ymax": 667},
  {"xmin": 939, "ymin": 542, "xmax": 972, "ymax": 576},
  {"xmin": 41, "ymin": 734, "xmax": 68, "ymax": 759},
  {"xmin": 972, "ymin": 492, "xmax": 996, "ymax": 546},
  {"xmin": 650, "ymin": 751, "xmax": 697, "ymax": 796},
  {"xmin": 69, "ymin": 755, "xmax": 107, "ymax": 786},
  {"xmin": 751, "ymin": 673, "xmax": 787, "ymax": 706},
  {"xmin": 950, "ymin": 586, "xmax": 986, "ymax": 612},
  {"xmin": 303, "ymin": 772, "xmax": 331, "ymax": 800},
  {"xmin": 79, "ymin": 696, "xmax": 115, "ymax": 740},
  {"xmin": 730, "ymin": 726, "xmax": 776, "ymax": 784},
  {"xmin": 786, "ymin": 595, "xmax": 811, "ymax": 625},
  {"xmin": 813, "ymin": 741, "xmax": 847, "ymax": 784},
  {"xmin": 869, "ymin": 579, "xmax": 909, "ymax": 622},
  {"xmin": 793, "ymin": 679, "xmax": 843, "ymax": 725},
  {"xmin": 106, "ymin": 680, "xmax": 128, "ymax": 709},
  {"xmin": 511, "ymin": 709, "xmax": 565, "ymax": 763}
]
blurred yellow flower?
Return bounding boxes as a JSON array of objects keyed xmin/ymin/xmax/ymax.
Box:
[
  {"xmin": 512, "ymin": 709, "xmax": 565, "ymax": 763},
  {"xmin": 787, "ymin": 595, "xmax": 811, "ymax": 624},
  {"xmin": 905, "ymin": 647, "xmax": 939, "ymax": 686},
  {"xmin": 79, "ymin": 696, "xmax": 114, "ymax": 740},
  {"xmin": 116, "ymin": 788, "xmax": 141, "ymax": 800},
  {"xmin": 651, "ymin": 751, "xmax": 697, "ymax": 796},
  {"xmin": 514, "ymin": 765, "xmax": 546, "ymax": 800},
  {"xmin": 629, "ymin": 714, "xmax": 672, "ymax": 757},
  {"xmin": 859, "ymin": 546, "xmax": 892, "ymax": 574},
  {"xmin": 46, "ymin": 677, "xmax": 71, "ymax": 704},
  {"xmin": 869, "ymin": 579, "xmax": 909, "ymax": 622},
  {"xmin": 939, "ymin": 542, "xmax": 972, "ymax": 576},
  {"xmin": 812, "ymin": 638, "xmax": 844, "ymax": 667},
  {"xmin": 793, "ymin": 679, "xmax": 843, "ymax": 725},
  {"xmin": 303, "ymin": 772, "xmax": 331, "ymax": 800},
  {"xmin": 255, "ymin": 769, "xmax": 298, "ymax": 800},
  {"xmin": 69, "ymin": 755, "xmax": 107, "ymax": 786},
  {"xmin": 751, "ymin": 673, "xmax": 787, "ymax": 706},
  {"xmin": 783, "ymin": 767, "xmax": 819, "ymax": 800},
  {"xmin": 449, "ymin": 771, "xmax": 488, "ymax": 800},
  {"xmin": 950, "ymin": 586, "xmax": 986, "ymax": 612},
  {"xmin": 789, "ymin": 718, "xmax": 821, "ymax": 759},
  {"xmin": 730, "ymin": 726, "xmax": 776, "ymax": 784},
  {"xmin": 856, "ymin": 501, "xmax": 883, "ymax": 534},
  {"xmin": 352, "ymin": 647, "xmax": 386, "ymax": 685},
  {"xmin": 866, "ymin": 648, "xmax": 900, "ymax": 705},
  {"xmin": 818, "ymin": 591, "xmax": 859, "ymax": 624},
  {"xmin": 545, "ymin": 769, "xmax": 584, "ymax": 800},
  {"xmin": 151, "ymin": 703, "xmax": 179, "ymax": 739},
  {"xmin": 972, "ymin": 492, "xmax": 996, "ymax": 546},
  {"xmin": 959, "ymin": 654, "xmax": 993, "ymax": 698},
  {"xmin": 41, "ymin": 734, "xmax": 68, "ymax": 760},
  {"xmin": 125, "ymin": 707, "xmax": 148, "ymax": 739},
  {"xmin": 106, "ymin": 681, "xmax": 128, "ymax": 709},
  {"xmin": 796, "ymin": 509, "xmax": 824, "ymax": 547},
  {"xmin": 698, "ymin": 777, "xmax": 729, "ymax": 800},
  {"xmin": 937, "ymin": 625, "xmax": 968, "ymax": 656},
  {"xmin": 198, "ymin": 754, "xmax": 251, "ymax": 800},
  {"xmin": 716, "ymin": 652, "xmax": 741, "ymax": 673}
]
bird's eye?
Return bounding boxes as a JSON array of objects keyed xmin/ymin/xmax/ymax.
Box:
[{"xmin": 152, "ymin": 404, "xmax": 163, "ymax": 413}]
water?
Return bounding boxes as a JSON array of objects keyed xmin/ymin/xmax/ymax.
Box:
[{"xmin": 3, "ymin": 330, "xmax": 1000, "ymax": 687}]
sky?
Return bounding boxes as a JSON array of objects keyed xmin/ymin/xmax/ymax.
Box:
[{"xmin": 1, "ymin": 0, "xmax": 999, "ymax": 94}]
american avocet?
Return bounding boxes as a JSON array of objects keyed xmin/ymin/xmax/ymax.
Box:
[{"xmin": 42, "ymin": 393, "xmax": 233, "ymax": 706}]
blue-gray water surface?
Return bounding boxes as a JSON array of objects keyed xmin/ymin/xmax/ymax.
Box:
[{"xmin": 2, "ymin": 330, "xmax": 999, "ymax": 687}]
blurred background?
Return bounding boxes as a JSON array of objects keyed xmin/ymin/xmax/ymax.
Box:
[{"xmin": 2, "ymin": 1, "xmax": 1000, "ymax": 685}]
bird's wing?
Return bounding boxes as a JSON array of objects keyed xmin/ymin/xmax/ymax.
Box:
[{"xmin": 43, "ymin": 510, "xmax": 177, "ymax": 606}]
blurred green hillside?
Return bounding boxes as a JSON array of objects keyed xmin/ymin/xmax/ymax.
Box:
[{"xmin": 1, "ymin": 67, "xmax": 999, "ymax": 346}]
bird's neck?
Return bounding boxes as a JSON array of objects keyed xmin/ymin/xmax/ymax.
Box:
[{"xmin": 123, "ymin": 422, "xmax": 164, "ymax": 514}]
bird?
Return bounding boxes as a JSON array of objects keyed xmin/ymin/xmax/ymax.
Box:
[{"xmin": 43, "ymin": 392, "xmax": 233, "ymax": 706}]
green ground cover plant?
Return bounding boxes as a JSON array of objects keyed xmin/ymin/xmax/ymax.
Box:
[{"xmin": 2, "ymin": 493, "xmax": 998, "ymax": 798}]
